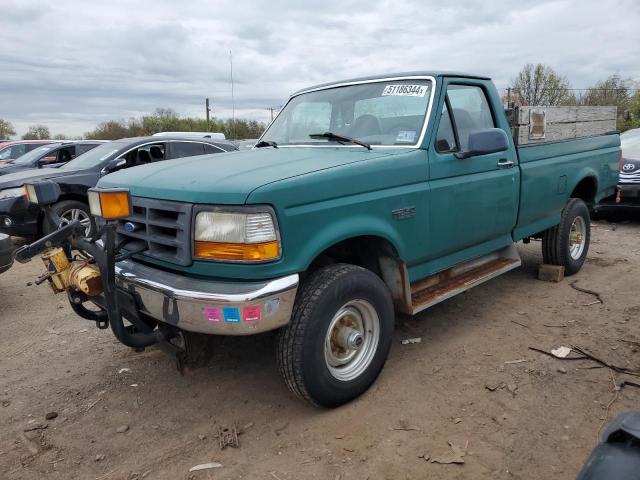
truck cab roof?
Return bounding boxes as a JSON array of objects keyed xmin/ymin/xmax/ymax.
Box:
[{"xmin": 292, "ymin": 71, "xmax": 491, "ymax": 96}]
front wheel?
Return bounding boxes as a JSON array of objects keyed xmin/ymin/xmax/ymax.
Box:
[
  {"xmin": 43, "ymin": 200, "xmax": 95, "ymax": 237},
  {"xmin": 542, "ymin": 198, "xmax": 591, "ymax": 276},
  {"xmin": 277, "ymin": 264, "xmax": 394, "ymax": 408}
]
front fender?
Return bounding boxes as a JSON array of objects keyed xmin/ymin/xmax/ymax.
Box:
[{"xmin": 293, "ymin": 213, "xmax": 407, "ymax": 271}]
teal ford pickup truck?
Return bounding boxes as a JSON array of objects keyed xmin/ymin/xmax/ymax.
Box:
[{"xmin": 17, "ymin": 71, "xmax": 620, "ymax": 408}]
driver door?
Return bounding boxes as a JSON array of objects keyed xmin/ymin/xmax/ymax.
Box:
[{"xmin": 427, "ymin": 79, "xmax": 519, "ymax": 260}]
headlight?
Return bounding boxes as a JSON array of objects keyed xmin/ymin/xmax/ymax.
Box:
[
  {"xmin": 0, "ymin": 187, "xmax": 25, "ymax": 200},
  {"xmin": 194, "ymin": 208, "xmax": 280, "ymax": 262},
  {"xmin": 88, "ymin": 188, "xmax": 131, "ymax": 220}
]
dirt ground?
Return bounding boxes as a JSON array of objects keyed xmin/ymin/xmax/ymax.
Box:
[{"xmin": 1, "ymin": 216, "xmax": 639, "ymax": 480}]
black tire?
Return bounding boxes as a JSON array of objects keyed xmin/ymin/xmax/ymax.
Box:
[
  {"xmin": 542, "ymin": 198, "xmax": 591, "ymax": 276},
  {"xmin": 43, "ymin": 200, "xmax": 95, "ymax": 236},
  {"xmin": 277, "ymin": 264, "xmax": 394, "ymax": 408}
]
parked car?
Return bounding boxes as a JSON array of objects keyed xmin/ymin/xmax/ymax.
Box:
[
  {"xmin": 0, "ymin": 141, "xmax": 106, "ymax": 176},
  {"xmin": 594, "ymin": 127, "xmax": 640, "ymax": 213},
  {"xmin": 0, "ymin": 233, "xmax": 12, "ymax": 273},
  {"xmin": 0, "ymin": 136, "xmax": 237, "ymax": 238},
  {"xmin": 17, "ymin": 71, "xmax": 619, "ymax": 408},
  {"xmin": 153, "ymin": 131, "xmax": 226, "ymax": 140},
  {"xmin": 617, "ymin": 128, "xmax": 640, "ymax": 205},
  {"xmin": 0, "ymin": 140, "xmax": 63, "ymax": 164}
]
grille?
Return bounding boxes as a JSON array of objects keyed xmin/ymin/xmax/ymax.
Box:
[{"xmin": 116, "ymin": 197, "xmax": 192, "ymax": 266}]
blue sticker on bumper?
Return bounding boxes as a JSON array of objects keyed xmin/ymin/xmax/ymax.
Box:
[{"xmin": 223, "ymin": 307, "xmax": 240, "ymax": 323}]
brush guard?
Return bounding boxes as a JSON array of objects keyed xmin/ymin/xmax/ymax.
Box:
[{"xmin": 15, "ymin": 211, "xmax": 175, "ymax": 349}]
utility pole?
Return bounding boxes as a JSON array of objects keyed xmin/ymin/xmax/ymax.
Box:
[
  {"xmin": 205, "ymin": 98, "xmax": 211, "ymax": 130},
  {"xmin": 230, "ymin": 50, "xmax": 235, "ymax": 140},
  {"xmin": 267, "ymin": 106, "xmax": 281, "ymax": 122}
]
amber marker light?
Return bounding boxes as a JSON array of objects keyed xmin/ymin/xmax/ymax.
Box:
[{"xmin": 88, "ymin": 188, "xmax": 131, "ymax": 220}]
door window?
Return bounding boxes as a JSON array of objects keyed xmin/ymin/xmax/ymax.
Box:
[
  {"xmin": 445, "ymin": 85, "xmax": 495, "ymax": 151},
  {"xmin": 57, "ymin": 146, "xmax": 74, "ymax": 163},
  {"xmin": 435, "ymin": 102, "xmax": 457, "ymax": 153},
  {"xmin": 41, "ymin": 146, "xmax": 74, "ymax": 165},
  {"xmin": 0, "ymin": 144, "xmax": 26, "ymax": 160},
  {"xmin": 172, "ymin": 142, "xmax": 205, "ymax": 159},
  {"xmin": 203, "ymin": 144, "xmax": 223, "ymax": 154},
  {"xmin": 121, "ymin": 143, "xmax": 166, "ymax": 168},
  {"xmin": 76, "ymin": 143, "xmax": 100, "ymax": 156}
]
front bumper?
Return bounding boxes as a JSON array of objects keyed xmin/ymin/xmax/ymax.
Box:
[
  {"xmin": 0, "ymin": 196, "xmax": 40, "ymax": 237},
  {"xmin": 114, "ymin": 259, "xmax": 299, "ymax": 335},
  {"xmin": 595, "ymin": 183, "xmax": 640, "ymax": 211},
  {"xmin": 0, "ymin": 233, "xmax": 13, "ymax": 273},
  {"xmin": 619, "ymin": 183, "xmax": 640, "ymax": 197}
]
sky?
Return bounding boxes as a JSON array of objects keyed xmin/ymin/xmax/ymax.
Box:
[{"xmin": 1, "ymin": 0, "xmax": 639, "ymax": 138}]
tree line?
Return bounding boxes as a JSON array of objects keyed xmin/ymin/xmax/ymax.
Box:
[
  {"xmin": 83, "ymin": 108, "xmax": 267, "ymax": 140},
  {"xmin": 1, "ymin": 63, "xmax": 639, "ymax": 139},
  {"xmin": 0, "ymin": 109, "xmax": 267, "ymax": 141},
  {"xmin": 508, "ymin": 64, "xmax": 640, "ymax": 131}
]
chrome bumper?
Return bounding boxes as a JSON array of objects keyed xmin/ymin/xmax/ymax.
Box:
[{"xmin": 113, "ymin": 259, "xmax": 299, "ymax": 335}]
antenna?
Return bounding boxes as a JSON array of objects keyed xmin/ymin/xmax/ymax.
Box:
[{"xmin": 230, "ymin": 50, "xmax": 235, "ymax": 140}]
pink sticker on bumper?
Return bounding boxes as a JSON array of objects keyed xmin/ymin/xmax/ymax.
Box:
[
  {"xmin": 242, "ymin": 305, "xmax": 261, "ymax": 322},
  {"xmin": 204, "ymin": 307, "xmax": 221, "ymax": 322}
]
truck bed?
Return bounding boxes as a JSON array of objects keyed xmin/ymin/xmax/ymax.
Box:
[{"xmin": 513, "ymin": 133, "xmax": 620, "ymax": 241}]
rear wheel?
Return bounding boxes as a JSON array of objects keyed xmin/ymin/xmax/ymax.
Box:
[
  {"xmin": 542, "ymin": 198, "xmax": 591, "ymax": 276},
  {"xmin": 277, "ymin": 264, "xmax": 394, "ymax": 408}
]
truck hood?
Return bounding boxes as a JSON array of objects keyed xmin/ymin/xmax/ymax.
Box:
[{"xmin": 98, "ymin": 147, "xmax": 402, "ymax": 204}]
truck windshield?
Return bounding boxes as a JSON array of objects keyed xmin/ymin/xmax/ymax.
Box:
[{"xmin": 261, "ymin": 79, "xmax": 433, "ymax": 147}]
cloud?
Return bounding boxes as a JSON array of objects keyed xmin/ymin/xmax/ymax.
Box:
[{"xmin": 0, "ymin": 0, "xmax": 638, "ymax": 137}]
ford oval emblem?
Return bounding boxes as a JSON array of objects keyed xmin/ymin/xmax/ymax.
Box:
[
  {"xmin": 622, "ymin": 163, "xmax": 636, "ymax": 172},
  {"xmin": 124, "ymin": 221, "xmax": 137, "ymax": 233}
]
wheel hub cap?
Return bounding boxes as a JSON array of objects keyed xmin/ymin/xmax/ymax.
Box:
[
  {"xmin": 324, "ymin": 299, "xmax": 380, "ymax": 382},
  {"xmin": 59, "ymin": 209, "xmax": 91, "ymax": 236},
  {"xmin": 569, "ymin": 216, "xmax": 586, "ymax": 260}
]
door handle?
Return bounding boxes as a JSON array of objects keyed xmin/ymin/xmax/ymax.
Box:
[{"xmin": 497, "ymin": 159, "xmax": 514, "ymax": 169}]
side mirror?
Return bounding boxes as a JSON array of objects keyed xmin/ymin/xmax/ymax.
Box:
[
  {"xmin": 455, "ymin": 128, "xmax": 510, "ymax": 159},
  {"xmin": 101, "ymin": 158, "xmax": 126, "ymax": 175}
]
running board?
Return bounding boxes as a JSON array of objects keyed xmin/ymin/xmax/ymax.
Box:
[{"xmin": 409, "ymin": 244, "xmax": 521, "ymax": 315}]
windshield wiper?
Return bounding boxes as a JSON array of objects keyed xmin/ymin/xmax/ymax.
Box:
[
  {"xmin": 309, "ymin": 132, "xmax": 371, "ymax": 150},
  {"xmin": 255, "ymin": 140, "xmax": 278, "ymax": 148}
]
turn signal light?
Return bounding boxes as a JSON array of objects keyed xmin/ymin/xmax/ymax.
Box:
[
  {"xmin": 88, "ymin": 188, "xmax": 131, "ymax": 220},
  {"xmin": 194, "ymin": 240, "xmax": 280, "ymax": 261}
]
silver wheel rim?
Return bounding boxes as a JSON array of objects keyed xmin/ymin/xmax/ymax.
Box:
[
  {"xmin": 569, "ymin": 216, "xmax": 586, "ymax": 260},
  {"xmin": 59, "ymin": 208, "xmax": 91, "ymax": 236},
  {"xmin": 324, "ymin": 299, "xmax": 380, "ymax": 382}
]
